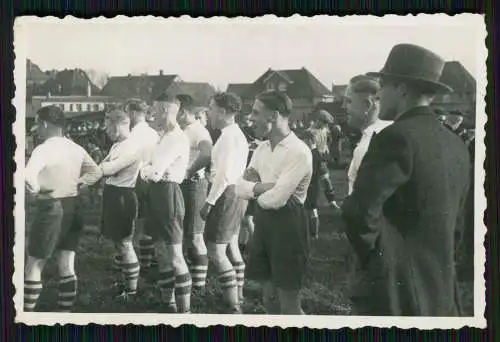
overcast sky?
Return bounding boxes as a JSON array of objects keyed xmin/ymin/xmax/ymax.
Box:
[{"xmin": 17, "ymin": 15, "xmax": 483, "ymax": 90}]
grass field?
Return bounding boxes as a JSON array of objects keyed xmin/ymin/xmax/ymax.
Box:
[{"xmin": 28, "ymin": 169, "xmax": 474, "ymax": 315}]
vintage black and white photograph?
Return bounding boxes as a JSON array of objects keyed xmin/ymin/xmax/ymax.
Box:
[{"xmin": 13, "ymin": 14, "xmax": 486, "ymax": 328}]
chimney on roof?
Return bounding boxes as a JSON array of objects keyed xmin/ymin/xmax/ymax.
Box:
[
  {"xmin": 128, "ymin": 73, "xmax": 132, "ymax": 77},
  {"xmin": 160, "ymin": 69, "xmax": 163, "ymax": 76},
  {"xmin": 87, "ymin": 80, "xmax": 91, "ymax": 97}
]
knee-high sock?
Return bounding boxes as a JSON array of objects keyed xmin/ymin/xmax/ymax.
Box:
[
  {"xmin": 175, "ymin": 273, "xmax": 192, "ymax": 313},
  {"xmin": 218, "ymin": 268, "xmax": 239, "ymax": 308},
  {"xmin": 189, "ymin": 254, "xmax": 208, "ymax": 290},
  {"xmin": 231, "ymin": 261, "xmax": 245, "ymax": 299},
  {"xmin": 57, "ymin": 275, "xmax": 77, "ymax": 312},
  {"xmin": 157, "ymin": 270, "xmax": 176, "ymax": 309},
  {"xmin": 112, "ymin": 254, "xmax": 123, "ymax": 271},
  {"xmin": 122, "ymin": 261, "xmax": 140, "ymax": 294},
  {"xmin": 24, "ymin": 280, "xmax": 43, "ymax": 312},
  {"xmin": 137, "ymin": 238, "xmax": 155, "ymax": 268}
]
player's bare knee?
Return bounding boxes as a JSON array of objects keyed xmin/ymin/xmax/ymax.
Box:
[
  {"xmin": 56, "ymin": 250, "xmax": 76, "ymax": 277},
  {"xmin": 165, "ymin": 244, "xmax": 186, "ymax": 270},
  {"xmin": 25, "ymin": 256, "xmax": 47, "ymax": 280},
  {"xmin": 207, "ymin": 243, "xmax": 228, "ymax": 268},
  {"xmin": 192, "ymin": 234, "xmax": 207, "ymax": 253}
]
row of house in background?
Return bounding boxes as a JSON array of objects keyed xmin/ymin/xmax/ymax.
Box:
[
  {"xmin": 227, "ymin": 67, "xmax": 334, "ymax": 123},
  {"xmin": 26, "ymin": 59, "xmax": 476, "ymax": 128},
  {"xmin": 26, "ymin": 60, "xmax": 216, "ymax": 121}
]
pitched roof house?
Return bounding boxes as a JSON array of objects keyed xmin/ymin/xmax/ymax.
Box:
[
  {"xmin": 432, "ymin": 61, "xmax": 476, "ymax": 126},
  {"xmin": 226, "ymin": 83, "xmax": 252, "ymax": 97},
  {"xmin": 331, "ymin": 84, "xmax": 348, "ymax": 101},
  {"xmin": 242, "ymin": 67, "xmax": 331, "ymax": 100},
  {"xmin": 100, "ymin": 71, "xmax": 181, "ymax": 103},
  {"xmin": 34, "ymin": 68, "xmax": 101, "ymax": 97},
  {"xmin": 26, "ymin": 59, "xmax": 50, "ymax": 86},
  {"xmin": 167, "ymin": 82, "xmax": 217, "ymax": 107},
  {"xmin": 101, "ymin": 71, "xmax": 216, "ymax": 107},
  {"xmin": 233, "ymin": 67, "xmax": 332, "ymax": 121}
]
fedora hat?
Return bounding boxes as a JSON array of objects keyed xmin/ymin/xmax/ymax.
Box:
[{"xmin": 367, "ymin": 44, "xmax": 453, "ymax": 93}]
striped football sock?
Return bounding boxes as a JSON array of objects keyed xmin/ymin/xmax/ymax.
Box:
[
  {"xmin": 57, "ymin": 275, "xmax": 78, "ymax": 312},
  {"xmin": 189, "ymin": 254, "xmax": 208, "ymax": 290},
  {"xmin": 157, "ymin": 269, "xmax": 176, "ymax": 310},
  {"xmin": 122, "ymin": 261, "xmax": 140, "ymax": 294},
  {"xmin": 138, "ymin": 238, "xmax": 155, "ymax": 268},
  {"xmin": 231, "ymin": 261, "xmax": 246, "ymax": 300},
  {"xmin": 175, "ymin": 273, "xmax": 192, "ymax": 313},
  {"xmin": 218, "ymin": 268, "xmax": 239, "ymax": 309},
  {"xmin": 24, "ymin": 280, "xmax": 43, "ymax": 312},
  {"xmin": 112, "ymin": 254, "xmax": 123, "ymax": 271}
]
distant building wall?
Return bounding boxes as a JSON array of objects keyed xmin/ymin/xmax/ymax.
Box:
[{"xmin": 41, "ymin": 101, "xmax": 107, "ymax": 113}]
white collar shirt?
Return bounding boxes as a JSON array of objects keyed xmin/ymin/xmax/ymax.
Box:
[
  {"xmin": 236, "ymin": 132, "xmax": 313, "ymax": 210},
  {"xmin": 25, "ymin": 136, "xmax": 102, "ymax": 199},
  {"xmin": 184, "ymin": 121, "xmax": 213, "ymax": 179},
  {"xmin": 206, "ymin": 123, "xmax": 249, "ymax": 205},
  {"xmin": 100, "ymin": 136, "xmax": 143, "ymax": 188},
  {"xmin": 129, "ymin": 121, "xmax": 160, "ymax": 163},
  {"xmin": 347, "ymin": 119, "xmax": 393, "ymax": 195},
  {"xmin": 143, "ymin": 124, "xmax": 190, "ymax": 184}
]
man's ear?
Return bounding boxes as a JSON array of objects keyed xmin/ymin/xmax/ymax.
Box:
[
  {"xmin": 365, "ymin": 94, "xmax": 378, "ymax": 113},
  {"xmin": 270, "ymin": 110, "xmax": 279, "ymax": 122}
]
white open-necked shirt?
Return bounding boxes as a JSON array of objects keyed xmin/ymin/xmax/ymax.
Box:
[
  {"xmin": 236, "ymin": 132, "xmax": 313, "ymax": 210},
  {"xmin": 347, "ymin": 119, "xmax": 393, "ymax": 195},
  {"xmin": 206, "ymin": 123, "xmax": 249, "ymax": 205}
]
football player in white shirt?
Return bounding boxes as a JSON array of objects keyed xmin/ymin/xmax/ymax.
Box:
[
  {"xmin": 124, "ymin": 99, "xmax": 160, "ymax": 272},
  {"xmin": 140, "ymin": 93, "xmax": 192, "ymax": 313},
  {"xmin": 235, "ymin": 91, "xmax": 313, "ymax": 315},
  {"xmin": 177, "ymin": 95, "xmax": 213, "ymax": 292},
  {"xmin": 201, "ymin": 92, "xmax": 249, "ymax": 314},
  {"xmin": 24, "ymin": 106, "xmax": 102, "ymax": 312},
  {"xmin": 98, "ymin": 109, "xmax": 146, "ymax": 301}
]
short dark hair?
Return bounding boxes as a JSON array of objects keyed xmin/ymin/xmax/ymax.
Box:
[
  {"xmin": 175, "ymin": 94, "xmax": 194, "ymax": 112},
  {"xmin": 37, "ymin": 105, "xmax": 66, "ymax": 127},
  {"xmin": 256, "ymin": 91, "xmax": 293, "ymax": 117},
  {"xmin": 124, "ymin": 98, "xmax": 148, "ymax": 113},
  {"xmin": 212, "ymin": 92, "xmax": 242, "ymax": 114},
  {"xmin": 105, "ymin": 109, "xmax": 130, "ymax": 124},
  {"xmin": 350, "ymin": 75, "xmax": 380, "ymax": 95}
]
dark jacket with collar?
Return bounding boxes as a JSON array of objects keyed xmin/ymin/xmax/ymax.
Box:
[{"xmin": 341, "ymin": 106, "xmax": 471, "ymax": 316}]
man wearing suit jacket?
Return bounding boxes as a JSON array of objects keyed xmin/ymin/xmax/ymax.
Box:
[{"xmin": 341, "ymin": 44, "xmax": 471, "ymax": 316}]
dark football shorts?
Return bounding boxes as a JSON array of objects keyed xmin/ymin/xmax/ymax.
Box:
[
  {"xmin": 181, "ymin": 177, "xmax": 208, "ymax": 237},
  {"xmin": 246, "ymin": 196, "xmax": 311, "ymax": 291},
  {"xmin": 28, "ymin": 196, "xmax": 84, "ymax": 260},
  {"xmin": 135, "ymin": 175, "xmax": 150, "ymax": 219},
  {"xmin": 205, "ymin": 185, "xmax": 248, "ymax": 244},
  {"xmin": 245, "ymin": 199, "xmax": 256, "ymax": 216},
  {"xmin": 145, "ymin": 181, "xmax": 185, "ymax": 245},
  {"xmin": 101, "ymin": 184, "xmax": 138, "ymax": 242}
]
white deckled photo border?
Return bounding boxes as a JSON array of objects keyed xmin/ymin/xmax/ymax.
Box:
[{"xmin": 12, "ymin": 13, "xmax": 487, "ymax": 328}]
